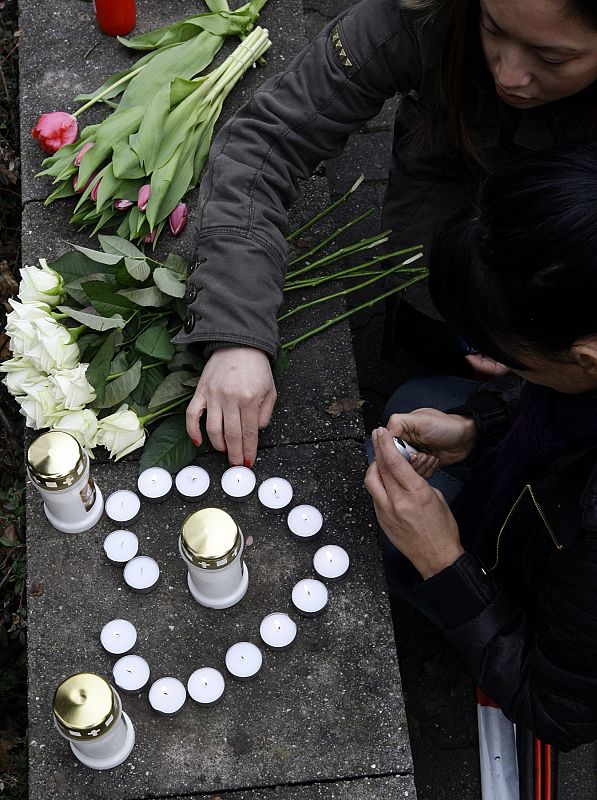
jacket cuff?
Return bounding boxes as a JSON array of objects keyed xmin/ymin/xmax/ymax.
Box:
[{"xmin": 415, "ymin": 552, "xmax": 500, "ymax": 629}]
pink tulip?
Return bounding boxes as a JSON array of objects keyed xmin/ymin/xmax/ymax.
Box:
[
  {"xmin": 144, "ymin": 228, "xmax": 157, "ymax": 244},
  {"xmin": 74, "ymin": 141, "xmax": 95, "ymax": 167},
  {"xmin": 90, "ymin": 178, "xmax": 102, "ymax": 204},
  {"xmin": 32, "ymin": 112, "xmax": 78, "ymax": 154},
  {"xmin": 73, "ymin": 171, "xmax": 96, "ymax": 194},
  {"xmin": 114, "ymin": 199, "xmax": 134, "ymax": 211},
  {"xmin": 168, "ymin": 203, "xmax": 188, "ymax": 236},
  {"xmin": 137, "ymin": 184, "xmax": 151, "ymax": 212}
]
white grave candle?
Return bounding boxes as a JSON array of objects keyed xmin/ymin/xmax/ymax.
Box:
[
  {"xmin": 313, "ymin": 545, "xmax": 350, "ymax": 581},
  {"xmin": 291, "ymin": 578, "xmax": 328, "ymax": 617},
  {"xmin": 187, "ymin": 668, "xmax": 225, "ymax": 706},
  {"xmin": 225, "ymin": 642, "xmax": 263, "ymax": 680},
  {"xmin": 148, "ymin": 677, "xmax": 186, "ymax": 717},
  {"xmin": 175, "ymin": 466, "xmax": 210, "ymax": 500},
  {"xmin": 259, "ymin": 613, "xmax": 297, "ymax": 650},
  {"xmin": 112, "ymin": 655, "xmax": 150, "ymax": 694},
  {"xmin": 258, "ymin": 477, "xmax": 293, "ymax": 513},
  {"xmin": 287, "ymin": 504, "xmax": 323, "ymax": 541},
  {"xmin": 103, "ymin": 529, "xmax": 138, "ymax": 566},
  {"xmin": 105, "ymin": 490, "xmax": 141, "ymax": 524},
  {"xmin": 123, "ymin": 556, "xmax": 160, "ymax": 593},
  {"xmin": 100, "ymin": 619, "xmax": 137, "ymax": 656},
  {"xmin": 137, "ymin": 467, "xmax": 173, "ymax": 503},
  {"xmin": 220, "ymin": 466, "xmax": 256, "ymax": 500}
]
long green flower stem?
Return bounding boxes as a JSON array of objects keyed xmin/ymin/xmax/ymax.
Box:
[
  {"xmin": 139, "ymin": 392, "xmax": 194, "ymax": 425},
  {"xmin": 281, "ymin": 273, "xmax": 427, "ymax": 351},
  {"xmin": 73, "ymin": 65, "xmax": 146, "ymax": 117},
  {"xmin": 198, "ymin": 27, "xmax": 271, "ymax": 107},
  {"xmin": 107, "ymin": 361, "xmax": 165, "ymax": 381},
  {"xmin": 285, "ymin": 229, "xmax": 392, "ymax": 282},
  {"xmin": 278, "ymin": 259, "xmax": 426, "ymax": 322},
  {"xmin": 287, "ymin": 208, "xmax": 375, "ymax": 267},
  {"xmin": 284, "ymin": 244, "xmax": 423, "ymax": 290},
  {"xmin": 286, "ymin": 175, "xmax": 365, "ymax": 243}
]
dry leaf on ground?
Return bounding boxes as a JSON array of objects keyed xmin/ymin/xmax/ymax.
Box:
[{"xmin": 325, "ymin": 397, "xmax": 365, "ymax": 417}]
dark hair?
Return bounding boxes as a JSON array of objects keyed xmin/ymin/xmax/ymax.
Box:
[
  {"xmin": 429, "ymin": 142, "xmax": 597, "ymax": 368},
  {"xmin": 403, "ymin": 0, "xmax": 597, "ymax": 165}
]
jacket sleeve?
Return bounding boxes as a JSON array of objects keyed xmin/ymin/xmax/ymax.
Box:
[
  {"xmin": 172, "ymin": 0, "xmax": 425, "ymax": 357},
  {"xmin": 416, "ymin": 542, "xmax": 597, "ymax": 750}
]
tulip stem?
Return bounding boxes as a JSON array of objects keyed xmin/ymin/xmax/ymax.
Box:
[
  {"xmin": 139, "ymin": 393, "xmax": 194, "ymax": 425},
  {"xmin": 73, "ymin": 65, "xmax": 146, "ymax": 118}
]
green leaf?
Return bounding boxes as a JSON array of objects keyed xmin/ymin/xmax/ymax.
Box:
[
  {"xmin": 139, "ymin": 414, "xmax": 197, "ymax": 472},
  {"xmin": 119, "ymin": 286, "xmax": 169, "ymax": 307},
  {"xmin": 168, "ymin": 349, "xmax": 203, "ymax": 371},
  {"xmin": 148, "ymin": 369, "xmax": 196, "ymax": 409},
  {"xmin": 125, "ymin": 257, "xmax": 150, "ymax": 282},
  {"xmin": 56, "ymin": 306, "xmax": 126, "ymax": 331},
  {"xmin": 131, "ymin": 365, "xmax": 165, "ymax": 405},
  {"xmin": 110, "ymin": 351, "xmax": 129, "ymax": 373},
  {"xmin": 44, "ymin": 179, "xmax": 78, "ymax": 205},
  {"xmin": 129, "ymin": 83, "xmax": 171, "ymax": 173},
  {"xmin": 135, "ymin": 326, "xmax": 176, "ymax": 360},
  {"xmin": 165, "ymin": 253, "xmax": 188, "ymax": 274},
  {"xmin": 81, "ymin": 280, "xmax": 137, "ymax": 317},
  {"xmin": 99, "ymin": 234, "xmax": 146, "ymax": 259},
  {"xmin": 114, "ymin": 261, "xmax": 142, "ymax": 288},
  {"xmin": 101, "ymin": 359, "xmax": 142, "ymax": 409},
  {"xmin": 50, "ymin": 250, "xmax": 111, "ymax": 283},
  {"xmin": 112, "ymin": 142, "xmax": 145, "ymax": 179},
  {"xmin": 152, "ymin": 267, "xmax": 186, "ymax": 298},
  {"xmin": 77, "ymin": 106, "xmax": 146, "ymax": 185},
  {"xmin": 71, "ymin": 243, "xmax": 123, "ymax": 265},
  {"xmin": 86, "ymin": 331, "xmax": 118, "ymax": 405},
  {"xmin": 63, "ymin": 272, "xmax": 113, "ymax": 305}
]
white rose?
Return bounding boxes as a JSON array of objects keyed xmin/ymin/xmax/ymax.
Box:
[
  {"xmin": 50, "ymin": 364, "xmax": 96, "ymax": 410},
  {"xmin": 18, "ymin": 258, "xmax": 65, "ymax": 307},
  {"xmin": 53, "ymin": 409, "xmax": 99, "ymax": 453},
  {"xmin": 15, "ymin": 377, "xmax": 61, "ymax": 429},
  {"xmin": 97, "ymin": 404, "xmax": 146, "ymax": 460},
  {"xmin": 30, "ymin": 317, "xmax": 80, "ymax": 372},
  {"xmin": 0, "ymin": 357, "xmax": 43, "ymax": 396},
  {"xmin": 5, "ymin": 299, "xmax": 52, "ymax": 359}
]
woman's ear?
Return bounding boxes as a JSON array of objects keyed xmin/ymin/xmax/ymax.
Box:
[{"xmin": 571, "ymin": 336, "xmax": 597, "ymax": 377}]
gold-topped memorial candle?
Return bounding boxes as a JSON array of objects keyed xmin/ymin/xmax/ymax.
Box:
[
  {"xmin": 179, "ymin": 507, "xmax": 249, "ymax": 609},
  {"xmin": 27, "ymin": 431, "xmax": 103, "ymax": 533},
  {"xmin": 53, "ymin": 672, "xmax": 135, "ymax": 770}
]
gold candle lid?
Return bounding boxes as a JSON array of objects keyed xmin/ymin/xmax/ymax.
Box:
[
  {"xmin": 180, "ymin": 507, "xmax": 241, "ymax": 569},
  {"xmin": 27, "ymin": 431, "xmax": 86, "ymax": 491},
  {"xmin": 53, "ymin": 673, "xmax": 121, "ymax": 740}
]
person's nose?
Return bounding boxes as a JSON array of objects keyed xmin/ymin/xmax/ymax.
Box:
[{"xmin": 494, "ymin": 44, "xmax": 533, "ymax": 89}]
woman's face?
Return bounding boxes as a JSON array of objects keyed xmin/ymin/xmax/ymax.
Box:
[{"xmin": 480, "ymin": 0, "xmax": 597, "ymax": 108}]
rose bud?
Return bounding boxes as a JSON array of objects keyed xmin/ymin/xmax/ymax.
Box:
[
  {"xmin": 32, "ymin": 111, "xmax": 78, "ymax": 154},
  {"xmin": 144, "ymin": 228, "xmax": 157, "ymax": 244},
  {"xmin": 114, "ymin": 199, "xmax": 134, "ymax": 211},
  {"xmin": 74, "ymin": 140, "xmax": 95, "ymax": 167},
  {"xmin": 73, "ymin": 171, "xmax": 96, "ymax": 194},
  {"xmin": 90, "ymin": 178, "xmax": 102, "ymax": 204},
  {"xmin": 168, "ymin": 202, "xmax": 188, "ymax": 236},
  {"xmin": 137, "ymin": 184, "xmax": 151, "ymax": 212}
]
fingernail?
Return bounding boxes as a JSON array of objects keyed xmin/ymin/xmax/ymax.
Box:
[
  {"xmin": 243, "ymin": 457, "xmax": 252, "ymax": 468},
  {"xmin": 372, "ymin": 429, "xmax": 378, "ymax": 444},
  {"xmin": 192, "ymin": 438, "xmax": 201, "ymax": 446}
]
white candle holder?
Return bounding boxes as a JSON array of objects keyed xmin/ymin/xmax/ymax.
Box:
[
  {"xmin": 137, "ymin": 467, "xmax": 173, "ymax": 503},
  {"xmin": 103, "ymin": 530, "xmax": 139, "ymax": 566},
  {"xmin": 175, "ymin": 466, "xmax": 210, "ymax": 501},
  {"xmin": 179, "ymin": 508, "xmax": 249, "ymax": 609},
  {"xmin": 53, "ymin": 673, "xmax": 135, "ymax": 770},
  {"xmin": 187, "ymin": 667, "xmax": 225, "ymax": 706},
  {"xmin": 313, "ymin": 545, "xmax": 350, "ymax": 581},
  {"xmin": 258, "ymin": 477, "xmax": 293, "ymax": 513},
  {"xmin": 27, "ymin": 431, "xmax": 104, "ymax": 534},
  {"xmin": 220, "ymin": 466, "xmax": 256, "ymax": 501}
]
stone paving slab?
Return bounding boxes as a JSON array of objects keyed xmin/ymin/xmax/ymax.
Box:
[{"xmin": 27, "ymin": 440, "xmax": 411, "ymax": 800}]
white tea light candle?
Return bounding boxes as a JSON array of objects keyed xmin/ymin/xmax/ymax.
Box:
[
  {"xmin": 105, "ymin": 490, "xmax": 141, "ymax": 524},
  {"xmin": 220, "ymin": 466, "xmax": 256, "ymax": 500},
  {"xmin": 103, "ymin": 529, "xmax": 138, "ymax": 566},
  {"xmin": 112, "ymin": 655, "xmax": 150, "ymax": 694},
  {"xmin": 27, "ymin": 431, "xmax": 104, "ymax": 534},
  {"xmin": 187, "ymin": 667, "xmax": 225, "ymax": 705},
  {"xmin": 123, "ymin": 556, "xmax": 160, "ymax": 594},
  {"xmin": 137, "ymin": 467, "xmax": 173, "ymax": 503},
  {"xmin": 258, "ymin": 477, "xmax": 293, "ymax": 513},
  {"xmin": 313, "ymin": 545, "xmax": 350, "ymax": 581},
  {"xmin": 148, "ymin": 677, "xmax": 186, "ymax": 717},
  {"xmin": 175, "ymin": 466, "xmax": 210, "ymax": 500},
  {"xmin": 259, "ymin": 613, "xmax": 297, "ymax": 650},
  {"xmin": 291, "ymin": 579, "xmax": 329, "ymax": 617},
  {"xmin": 287, "ymin": 504, "xmax": 323, "ymax": 541},
  {"xmin": 53, "ymin": 673, "xmax": 135, "ymax": 770},
  {"xmin": 225, "ymin": 642, "xmax": 263, "ymax": 680},
  {"xmin": 100, "ymin": 619, "xmax": 137, "ymax": 656}
]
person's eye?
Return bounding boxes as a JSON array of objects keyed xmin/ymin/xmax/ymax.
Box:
[
  {"xmin": 536, "ymin": 53, "xmax": 574, "ymax": 65},
  {"xmin": 481, "ymin": 19, "xmax": 500, "ymax": 36}
]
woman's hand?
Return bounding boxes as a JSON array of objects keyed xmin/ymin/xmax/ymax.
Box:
[
  {"xmin": 365, "ymin": 427, "xmax": 465, "ymax": 579},
  {"xmin": 185, "ymin": 347, "xmax": 277, "ymax": 466},
  {"xmin": 387, "ymin": 408, "xmax": 477, "ymax": 466}
]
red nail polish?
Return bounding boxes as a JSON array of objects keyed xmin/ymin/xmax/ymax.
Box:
[
  {"xmin": 243, "ymin": 457, "xmax": 252, "ymax": 468},
  {"xmin": 192, "ymin": 438, "xmax": 200, "ymax": 446}
]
